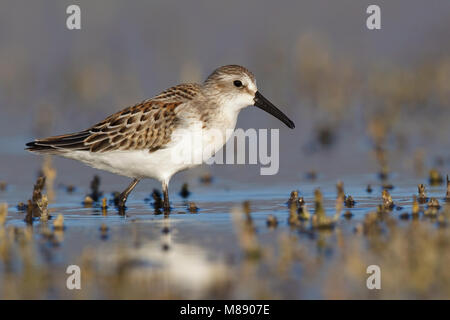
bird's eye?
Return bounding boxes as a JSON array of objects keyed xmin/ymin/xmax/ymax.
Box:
[{"xmin": 233, "ymin": 80, "xmax": 243, "ymax": 88}]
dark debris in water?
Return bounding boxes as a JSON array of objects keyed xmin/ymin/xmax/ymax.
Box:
[
  {"xmin": 417, "ymin": 184, "xmax": 428, "ymax": 204},
  {"xmin": 188, "ymin": 202, "xmax": 198, "ymax": 213},
  {"xmin": 23, "ymin": 176, "xmax": 48, "ymax": 224},
  {"xmin": 398, "ymin": 212, "xmax": 410, "ymax": 220},
  {"xmin": 382, "ymin": 183, "xmax": 394, "ymax": 190},
  {"xmin": 179, "ymin": 183, "xmax": 191, "ymax": 198},
  {"xmin": 343, "ymin": 211, "xmax": 353, "ymax": 220},
  {"xmin": 344, "ymin": 195, "xmax": 355, "ymax": 208},
  {"xmin": 266, "ymin": 214, "xmax": 278, "ymax": 228},
  {"xmin": 17, "ymin": 202, "xmax": 27, "ymax": 211},
  {"xmin": 109, "ymin": 191, "xmax": 120, "ymax": 206},
  {"xmin": 381, "ymin": 189, "xmax": 394, "ymax": 210},
  {"xmin": 88, "ymin": 175, "xmax": 103, "ymax": 202},
  {"xmin": 151, "ymin": 189, "xmax": 163, "ymax": 209},
  {"xmin": 428, "ymin": 198, "xmax": 441, "ymax": 209}
]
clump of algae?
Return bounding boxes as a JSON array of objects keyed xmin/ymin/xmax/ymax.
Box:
[
  {"xmin": 311, "ymin": 189, "xmax": 336, "ymax": 229},
  {"xmin": 381, "ymin": 189, "xmax": 394, "ymax": 210}
]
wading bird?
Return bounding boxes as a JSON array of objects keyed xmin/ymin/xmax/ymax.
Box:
[{"xmin": 26, "ymin": 65, "xmax": 295, "ymax": 211}]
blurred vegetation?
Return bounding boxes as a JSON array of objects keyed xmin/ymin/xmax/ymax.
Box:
[{"xmin": 1, "ymin": 196, "xmax": 449, "ymax": 299}]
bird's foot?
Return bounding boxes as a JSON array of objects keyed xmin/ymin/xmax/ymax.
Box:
[
  {"xmin": 117, "ymin": 195, "xmax": 128, "ymax": 209},
  {"xmin": 163, "ymin": 202, "xmax": 171, "ymax": 213}
]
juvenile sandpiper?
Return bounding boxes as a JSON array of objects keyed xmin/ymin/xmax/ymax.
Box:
[{"xmin": 26, "ymin": 65, "xmax": 295, "ymax": 211}]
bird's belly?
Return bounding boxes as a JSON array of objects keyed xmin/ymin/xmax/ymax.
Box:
[{"xmin": 64, "ymin": 149, "xmax": 195, "ymax": 181}]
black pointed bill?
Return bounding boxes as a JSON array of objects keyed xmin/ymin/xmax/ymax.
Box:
[{"xmin": 253, "ymin": 91, "xmax": 295, "ymax": 129}]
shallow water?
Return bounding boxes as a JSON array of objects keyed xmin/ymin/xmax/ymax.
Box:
[{"xmin": 1, "ymin": 151, "xmax": 449, "ymax": 299}]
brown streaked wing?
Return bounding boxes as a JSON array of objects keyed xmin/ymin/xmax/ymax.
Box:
[
  {"xmin": 84, "ymin": 100, "xmax": 183, "ymax": 153},
  {"xmin": 26, "ymin": 83, "xmax": 201, "ymax": 153}
]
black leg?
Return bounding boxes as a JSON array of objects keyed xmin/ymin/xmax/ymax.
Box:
[
  {"xmin": 118, "ymin": 178, "xmax": 140, "ymax": 209},
  {"xmin": 162, "ymin": 180, "xmax": 170, "ymax": 212}
]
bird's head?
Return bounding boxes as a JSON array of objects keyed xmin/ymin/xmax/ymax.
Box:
[{"xmin": 202, "ymin": 65, "xmax": 295, "ymax": 129}]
